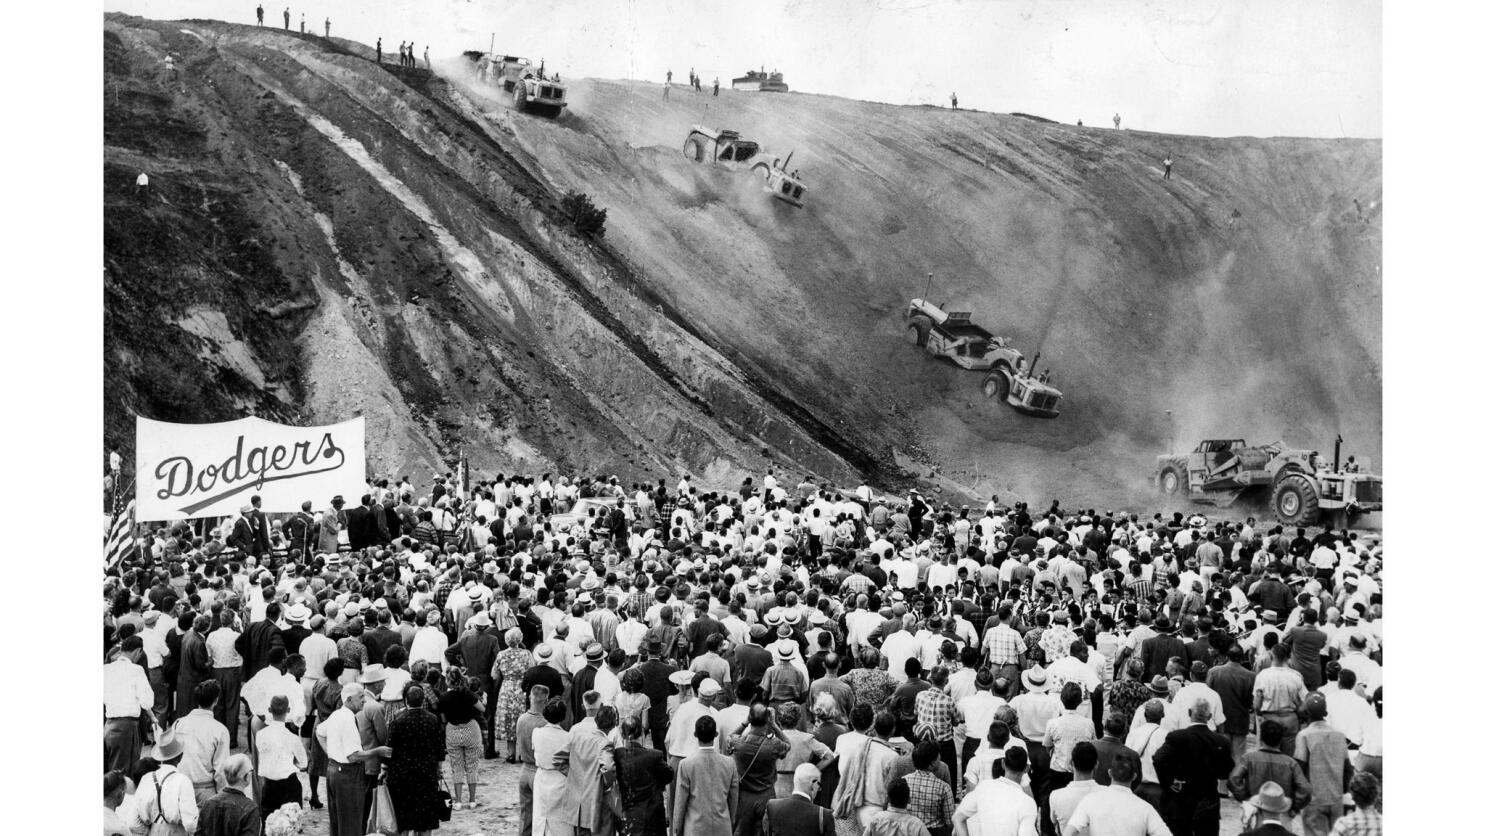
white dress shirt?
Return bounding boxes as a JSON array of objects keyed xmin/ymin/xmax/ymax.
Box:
[
  {"xmin": 956, "ymin": 775, "xmax": 1037, "ymax": 836},
  {"xmin": 958, "ymin": 692, "xmax": 1007, "ymax": 741},
  {"xmin": 299, "ymin": 632, "xmax": 337, "ymax": 680},
  {"xmin": 320, "ymin": 706, "xmax": 364, "ymax": 763},
  {"xmin": 142, "ymin": 625, "xmax": 172, "ymax": 668},
  {"xmin": 409, "ymin": 626, "xmax": 450, "ymax": 670},
  {"xmin": 128, "ymin": 765, "xmax": 199, "ymax": 835},
  {"xmin": 104, "ymin": 658, "xmax": 154, "ymax": 719},
  {"xmin": 242, "ymin": 667, "xmax": 307, "ymax": 726},
  {"xmin": 256, "ymin": 720, "xmax": 308, "ymax": 780},
  {"xmin": 1065, "ymin": 784, "xmax": 1173, "ymax": 836}
]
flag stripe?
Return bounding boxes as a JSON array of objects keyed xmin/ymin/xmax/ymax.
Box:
[{"xmin": 104, "ymin": 498, "xmax": 136, "ymax": 571}]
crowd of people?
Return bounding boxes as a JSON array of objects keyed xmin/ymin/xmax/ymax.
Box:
[{"xmin": 102, "ymin": 467, "xmax": 1383, "ymax": 836}]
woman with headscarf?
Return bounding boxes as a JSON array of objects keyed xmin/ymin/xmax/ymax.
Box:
[
  {"xmin": 385, "ymin": 686, "xmax": 446, "ymax": 835},
  {"xmin": 490, "ymin": 627, "xmax": 533, "ymax": 763}
]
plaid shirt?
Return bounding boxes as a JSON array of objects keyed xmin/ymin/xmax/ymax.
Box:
[
  {"xmin": 1331, "ymin": 807, "xmax": 1382, "ymax": 836},
  {"xmin": 904, "ymin": 768, "xmax": 955, "ymax": 828},
  {"xmin": 435, "ymin": 578, "xmax": 457, "ymax": 610},
  {"xmin": 914, "ymin": 686, "xmax": 961, "ymax": 741},
  {"xmin": 982, "ymin": 623, "xmax": 1027, "ymax": 665},
  {"xmin": 628, "ymin": 590, "xmax": 655, "ymax": 620},
  {"xmin": 840, "ymin": 573, "xmax": 876, "ymax": 598}
]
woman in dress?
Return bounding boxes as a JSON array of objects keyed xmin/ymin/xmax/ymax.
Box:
[
  {"xmin": 774, "ymin": 703, "xmax": 837, "ymax": 798},
  {"xmin": 384, "ymin": 686, "xmax": 446, "ymax": 835},
  {"xmin": 439, "ymin": 668, "xmax": 485, "ymax": 810},
  {"xmin": 306, "ymin": 657, "xmax": 345, "ymax": 810},
  {"xmin": 812, "ymin": 694, "xmax": 848, "ymax": 808},
  {"xmin": 490, "ymin": 627, "xmax": 534, "ymax": 763},
  {"xmin": 613, "ymin": 668, "xmax": 651, "ymax": 744},
  {"xmin": 839, "ymin": 648, "xmax": 900, "ymax": 709},
  {"xmin": 532, "ymin": 701, "xmax": 578, "ymax": 836}
]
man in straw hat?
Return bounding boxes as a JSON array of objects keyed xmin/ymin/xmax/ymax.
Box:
[
  {"xmin": 1237, "ymin": 781, "xmax": 1295, "ymax": 835},
  {"xmin": 127, "ymin": 725, "xmax": 200, "ymax": 835}
]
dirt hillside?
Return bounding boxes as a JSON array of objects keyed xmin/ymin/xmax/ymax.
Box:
[{"xmin": 104, "ymin": 16, "xmax": 1381, "ymax": 508}]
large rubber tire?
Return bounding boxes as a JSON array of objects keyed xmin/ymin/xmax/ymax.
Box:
[
  {"xmin": 1271, "ymin": 474, "xmax": 1320, "ymax": 526},
  {"xmin": 982, "ymin": 368, "xmax": 1011, "ymax": 401},
  {"xmin": 752, "ymin": 162, "xmax": 774, "ymax": 181},
  {"xmin": 907, "ymin": 318, "xmax": 930, "ymax": 347},
  {"xmin": 514, "ymin": 84, "xmax": 529, "ymax": 111},
  {"xmin": 1159, "ymin": 467, "xmax": 1187, "ymax": 496},
  {"xmin": 683, "ymin": 137, "xmax": 705, "ymax": 162}
]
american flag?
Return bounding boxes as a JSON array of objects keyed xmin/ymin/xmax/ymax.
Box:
[{"xmin": 104, "ymin": 497, "xmax": 137, "ymax": 572}]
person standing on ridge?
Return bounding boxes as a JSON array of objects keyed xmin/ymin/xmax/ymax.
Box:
[
  {"xmin": 256, "ymin": 4, "xmax": 263, "ymax": 26},
  {"xmin": 376, "ymin": 38, "xmax": 382, "ymax": 64},
  {"xmin": 283, "ymin": 6, "xmax": 289, "ymax": 31},
  {"xmin": 300, "ymin": 13, "xmax": 305, "ymax": 33},
  {"xmin": 1163, "ymin": 153, "xmax": 1174, "ymax": 180},
  {"xmin": 425, "ymin": 46, "xmax": 430, "ymax": 70},
  {"xmin": 324, "ymin": 17, "xmax": 330, "ymax": 37},
  {"xmin": 713, "ymin": 77, "xmax": 720, "ymax": 96},
  {"xmin": 1114, "ymin": 112, "xmax": 1122, "ymax": 129},
  {"xmin": 951, "ymin": 92, "xmax": 958, "ymax": 110}
]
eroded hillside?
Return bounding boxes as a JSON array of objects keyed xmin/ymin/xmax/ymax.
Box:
[{"xmin": 104, "ymin": 16, "xmax": 1381, "ymax": 507}]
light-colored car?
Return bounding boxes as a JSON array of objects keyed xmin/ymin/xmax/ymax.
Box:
[{"xmin": 549, "ymin": 496, "xmax": 619, "ymax": 532}]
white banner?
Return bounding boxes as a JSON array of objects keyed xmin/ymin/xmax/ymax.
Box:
[{"xmin": 136, "ymin": 416, "xmax": 367, "ymax": 520}]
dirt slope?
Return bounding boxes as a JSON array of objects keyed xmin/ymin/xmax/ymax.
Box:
[{"xmin": 103, "ymin": 16, "xmax": 1381, "ymax": 507}]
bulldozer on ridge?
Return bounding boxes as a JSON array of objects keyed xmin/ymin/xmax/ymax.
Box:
[
  {"xmin": 682, "ymin": 126, "xmax": 807, "ymax": 208},
  {"xmin": 462, "ymin": 51, "xmax": 568, "ymax": 117},
  {"xmin": 1155, "ymin": 436, "xmax": 1382, "ymax": 526},
  {"xmin": 905, "ymin": 298, "xmax": 1063, "ymax": 418}
]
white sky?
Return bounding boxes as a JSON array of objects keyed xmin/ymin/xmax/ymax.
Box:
[{"xmin": 106, "ymin": 0, "xmax": 1379, "ymax": 138}]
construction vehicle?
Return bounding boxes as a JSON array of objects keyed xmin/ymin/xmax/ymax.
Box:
[
  {"xmin": 1155, "ymin": 436, "xmax": 1382, "ymax": 526},
  {"xmin": 462, "ymin": 50, "xmax": 568, "ymax": 117},
  {"xmin": 905, "ymin": 298, "xmax": 1063, "ymax": 418},
  {"xmin": 731, "ymin": 68, "xmax": 789, "ymax": 92},
  {"xmin": 682, "ymin": 126, "xmax": 762, "ymax": 167},
  {"xmin": 751, "ymin": 152, "xmax": 807, "ymax": 207},
  {"xmin": 683, "ymin": 127, "xmax": 807, "ymax": 208}
]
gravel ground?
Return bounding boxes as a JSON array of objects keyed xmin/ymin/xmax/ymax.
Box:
[{"xmin": 280, "ymin": 754, "xmax": 1255, "ymax": 835}]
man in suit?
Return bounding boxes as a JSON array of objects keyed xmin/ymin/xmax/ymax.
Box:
[
  {"xmin": 1141, "ymin": 616, "xmax": 1190, "ymax": 683},
  {"xmin": 177, "ymin": 614, "xmax": 214, "ymax": 720},
  {"xmin": 636, "ymin": 638, "xmax": 679, "ymax": 751},
  {"xmin": 237, "ymin": 601, "xmax": 286, "ymax": 677},
  {"xmin": 614, "ymin": 715, "xmax": 672, "ymax": 835},
  {"xmin": 249, "ymin": 494, "xmax": 272, "ymax": 558},
  {"xmin": 1152, "ymin": 698, "xmax": 1235, "ymax": 836},
  {"xmin": 761, "ymin": 763, "xmax": 834, "ymax": 835},
  {"xmin": 674, "ymin": 715, "xmax": 738, "ymax": 836},
  {"xmin": 1090, "ymin": 711, "xmax": 1141, "ymax": 786},
  {"xmin": 227, "ymin": 506, "xmax": 256, "ymax": 554},
  {"xmin": 345, "ymin": 495, "xmax": 378, "ymax": 551},
  {"xmin": 319, "ymin": 495, "xmax": 346, "ymax": 554},
  {"xmin": 1207, "ymin": 645, "xmax": 1258, "ymax": 761},
  {"xmin": 569, "ymin": 701, "xmax": 618, "ymax": 835},
  {"xmin": 567, "ymin": 643, "xmax": 604, "ymax": 726}
]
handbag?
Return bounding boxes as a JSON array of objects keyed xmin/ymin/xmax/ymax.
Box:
[
  {"xmin": 365, "ymin": 782, "xmax": 398, "ymax": 835},
  {"xmin": 436, "ymin": 777, "xmax": 454, "ymax": 822}
]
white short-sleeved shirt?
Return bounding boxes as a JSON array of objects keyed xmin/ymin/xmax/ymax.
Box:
[
  {"xmin": 956, "ymin": 776, "xmax": 1037, "ymax": 836},
  {"xmin": 321, "ymin": 706, "xmax": 363, "ymax": 764}
]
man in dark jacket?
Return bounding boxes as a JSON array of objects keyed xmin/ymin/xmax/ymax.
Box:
[
  {"xmin": 248, "ymin": 495, "xmax": 272, "ymax": 557},
  {"xmin": 567, "ymin": 643, "xmax": 604, "ymax": 724},
  {"xmin": 282, "ymin": 502, "xmax": 317, "ymax": 557},
  {"xmin": 637, "ymin": 638, "xmax": 679, "ymax": 750},
  {"xmin": 237, "ymin": 601, "xmax": 285, "ymax": 678},
  {"xmin": 761, "ymin": 763, "xmax": 834, "ymax": 835},
  {"xmin": 1141, "ymin": 616, "xmax": 1190, "ymax": 683},
  {"xmin": 1153, "ymin": 698, "xmax": 1235, "ymax": 836},
  {"xmin": 345, "ymin": 495, "xmax": 378, "ymax": 551},
  {"xmin": 361, "ymin": 609, "xmax": 401, "ymax": 665},
  {"xmin": 1091, "ymin": 712, "xmax": 1141, "ymax": 786},
  {"xmin": 1279, "ymin": 609, "xmax": 1329, "ymax": 690},
  {"xmin": 227, "ymin": 508, "xmax": 255, "ymax": 555},
  {"xmin": 1207, "ymin": 645, "xmax": 1258, "ymax": 760},
  {"xmin": 444, "ymin": 612, "xmax": 504, "ymax": 757}
]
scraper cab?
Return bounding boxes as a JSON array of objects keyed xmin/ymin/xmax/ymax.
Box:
[
  {"xmin": 751, "ymin": 152, "xmax": 807, "ymax": 208},
  {"xmin": 682, "ymin": 125, "xmax": 762, "ymax": 167}
]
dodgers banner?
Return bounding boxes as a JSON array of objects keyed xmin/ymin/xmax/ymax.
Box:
[{"xmin": 136, "ymin": 416, "xmax": 367, "ymax": 520}]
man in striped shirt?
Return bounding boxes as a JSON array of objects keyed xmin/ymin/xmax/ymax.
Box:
[{"xmin": 981, "ymin": 607, "xmax": 1027, "ymax": 696}]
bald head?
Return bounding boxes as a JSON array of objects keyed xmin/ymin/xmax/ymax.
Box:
[{"xmin": 793, "ymin": 763, "xmax": 821, "ymax": 797}]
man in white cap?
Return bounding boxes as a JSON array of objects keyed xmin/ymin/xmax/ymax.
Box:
[{"xmin": 665, "ymin": 673, "xmax": 719, "ymax": 813}]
